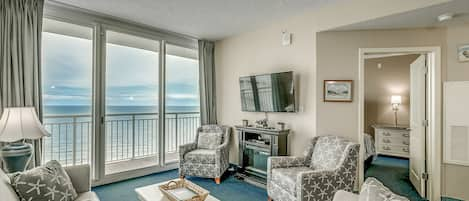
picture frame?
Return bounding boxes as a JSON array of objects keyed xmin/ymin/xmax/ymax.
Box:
[
  {"xmin": 324, "ymin": 80, "xmax": 353, "ymax": 102},
  {"xmin": 458, "ymin": 44, "xmax": 469, "ymax": 62}
]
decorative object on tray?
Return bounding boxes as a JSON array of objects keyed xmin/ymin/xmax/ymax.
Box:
[
  {"xmin": 242, "ymin": 119, "xmax": 249, "ymax": 127},
  {"xmin": 159, "ymin": 179, "xmax": 209, "ymax": 201},
  {"xmin": 277, "ymin": 122, "xmax": 285, "ymax": 130},
  {"xmin": 458, "ymin": 44, "xmax": 469, "ymax": 62},
  {"xmin": 324, "ymin": 80, "xmax": 353, "ymax": 102},
  {"xmin": 255, "ymin": 118, "xmax": 268, "ymax": 128}
]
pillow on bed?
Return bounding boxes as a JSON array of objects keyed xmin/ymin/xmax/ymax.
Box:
[{"xmin": 359, "ymin": 177, "xmax": 409, "ymax": 201}]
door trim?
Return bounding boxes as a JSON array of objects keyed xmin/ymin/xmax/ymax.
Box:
[{"xmin": 358, "ymin": 47, "xmax": 441, "ymax": 201}]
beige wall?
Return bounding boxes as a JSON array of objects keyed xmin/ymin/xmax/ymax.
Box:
[
  {"xmin": 316, "ymin": 26, "xmax": 469, "ymax": 200},
  {"xmin": 441, "ymin": 24, "xmax": 469, "ymax": 200},
  {"xmin": 364, "ymin": 55, "xmax": 418, "ymax": 135},
  {"xmin": 215, "ymin": 0, "xmax": 449, "ymax": 164},
  {"xmin": 316, "ymin": 29, "xmax": 447, "ymax": 141},
  {"xmin": 213, "ymin": 0, "xmax": 461, "ymax": 199}
]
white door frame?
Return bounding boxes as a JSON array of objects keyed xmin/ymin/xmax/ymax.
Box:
[{"xmin": 358, "ymin": 47, "xmax": 441, "ymax": 201}]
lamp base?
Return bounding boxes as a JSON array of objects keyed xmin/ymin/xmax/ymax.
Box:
[{"xmin": 0, "ymin": 142, "xmax": 33, "ymax": 173}]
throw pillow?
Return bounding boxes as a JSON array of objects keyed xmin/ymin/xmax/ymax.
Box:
[
  {"xmin": 9, "ymin": 160, "xmax": 78, "ymax": 201},
  {"xmin": 197, "ymin": 131, "xmax": 223, "ymax": 149},
  {"xmin": 359, "ymin": 177, "xmax": 410, "ymax": 201}
]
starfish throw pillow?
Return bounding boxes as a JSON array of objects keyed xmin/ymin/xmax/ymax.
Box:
[{"xmin": 9, "ymin": 160, "xmax": 78, "ymax": 201}]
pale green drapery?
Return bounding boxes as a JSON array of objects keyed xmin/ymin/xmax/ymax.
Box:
[
  {"xmin": 198, "ymin": 40, "xmax": 217, "ymax": 125},
  {"xmin": 0, "ymin": 0, "xmax": 44, "ymax": 169}
]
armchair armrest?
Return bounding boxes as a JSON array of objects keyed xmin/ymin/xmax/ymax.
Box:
[
  {"xmin": 215, "ymin": 138, "xmax": 230, "ymax": 151},
  {"xmin": 267, "ymin": 156, "xmax": 307, "ymax": 183},
  {"xmin": 268, "ymin": 156, "xmax": 307, "ymax": 169},
  {"xmin": 64, "ymin": 164, "xmax": 90, "ymax": 194},
  {"xmin": 179, "ymin": 142, "xmax": 197, "ymax": 160},
  {"xmin": 215, "ymin": 139, "xmax": 230, "ymax": 164}
]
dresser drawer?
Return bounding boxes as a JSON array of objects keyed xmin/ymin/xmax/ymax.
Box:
[
  {"xmin": 378, "ymin": 136, "xmax": 410, "ymax": 146},
  {"xmin": 377, "ymin": 129, "xmax": 409, "ymax": 138},
  {"xmin": 378, "ymin": 144, "xmax": 409, "ymax": 157}
]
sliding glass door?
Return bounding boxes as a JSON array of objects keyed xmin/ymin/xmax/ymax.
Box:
[
  {"xmin": 165, "ymin": 44, "xmax": 200, "ymax": 164},
  {"xmin": 41, "ymin": 19, "xmax": 94, "ymax": 166},
  {"xmin": 41, "ymin": 17, "xmax": 199, "ymax": 183},
  {"xmin": 104, "ymin": 30, "xmax": 160, "ymax": 175}
]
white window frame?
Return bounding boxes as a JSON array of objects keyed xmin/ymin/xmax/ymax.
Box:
[{"xmin": 43, "ymin": 1, "xmax": 198, "ymax": 186}]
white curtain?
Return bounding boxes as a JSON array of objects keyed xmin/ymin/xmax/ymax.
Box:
[{"xmin": 0, "ymin": 0, "xmax": 44, "ymax": 169}]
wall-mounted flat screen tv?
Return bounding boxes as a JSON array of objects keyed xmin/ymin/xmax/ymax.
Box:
[{"xmin": 239, "ymin": 71, "xmax": 295, "ymax": 112}]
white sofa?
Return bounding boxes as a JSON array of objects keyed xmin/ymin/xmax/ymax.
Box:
[
  {"xmin": 0, "ymin": 164, "xmax": 99, "ymax": 201},
  {"xmin": 333, "ymin": 190, "xmax": 359, "ymax": 201},
  {"xmin": 332, "ymin": 177, "xmax": 410, "ymax": 201}
]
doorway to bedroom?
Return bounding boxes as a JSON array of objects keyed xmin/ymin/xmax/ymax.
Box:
[
  {"xmin": 358, "ymin": 48, "xmax": 440, "ymax": 201},
  {"xmin": 363, "ymin": 53, "xmax": 425, "ymax": 201}
]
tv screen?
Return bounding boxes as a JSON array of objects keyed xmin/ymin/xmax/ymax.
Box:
[{"xmin": 239, "ymin": 71, "xmax": 295, "ymax": 112}]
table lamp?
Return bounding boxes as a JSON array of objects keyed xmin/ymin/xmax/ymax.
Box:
[
  {"xmin": 0, "ymin": 107, "xmax": 50, "ymax": 173},
  {"xmin": 391, "ymin": 95, "xmax": 402, "ymax": 127}
]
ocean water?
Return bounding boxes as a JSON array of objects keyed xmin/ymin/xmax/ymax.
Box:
[
  {"xmin": 43, "ymin": 105, "xmax": 200, "ymax": 115},
  {"xmin": 42, "ymin": 105, "xmax": 200, "ymax": 165}
]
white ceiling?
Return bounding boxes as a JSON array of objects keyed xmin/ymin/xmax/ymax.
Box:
[
  {"xmin": 49, "ymin": 0, "xmax": 342, "ymax": 40},
  {"xmin": 333, "ymin": 0, "xmax": 469, "ymax": 31}
]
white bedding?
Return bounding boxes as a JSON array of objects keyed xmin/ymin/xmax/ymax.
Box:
[{"xmin": 363, "ymin": 133, "xmax": 376, "ymax": 160}]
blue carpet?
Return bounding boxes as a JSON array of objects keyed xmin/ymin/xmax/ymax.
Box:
[
  {"xmin": 92, "ymin": 170, "xmax": 268, "ymax": 201},
  {"xmin": 365, "ymin": 156, "xmax": 424, "ymax": 201}
]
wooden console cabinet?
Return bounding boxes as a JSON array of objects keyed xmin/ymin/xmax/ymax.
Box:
[{"xmin": 235, "ymin": 126, "xmax": 290, "ymax": 185}]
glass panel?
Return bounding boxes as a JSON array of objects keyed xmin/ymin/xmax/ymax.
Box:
[
  {"xmin": 165, "ymin": 44, "xmax": 200, "ymax": 163},
  {"xmin": 41, "ymin": 19, "xmax": 93, "ymax": 166},
  {"xmin": 105, "ymin": 31, "xmax": 160, "ymax": 174}
]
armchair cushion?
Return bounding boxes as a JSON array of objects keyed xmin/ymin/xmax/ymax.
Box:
[
  {"xmin": 271, "ymin": 167, "xmax": 312, "ymax": 195},
  {"xmin": 310, "ymin": 136, "xmax": 349, "ymax": 170},
  {"xmin": 197, "ymin": 131, "xmax": 223, "ymax": 149},
  {"xmin": 184, "ymin": 149, "xmax": 217, "ymax": 164}
]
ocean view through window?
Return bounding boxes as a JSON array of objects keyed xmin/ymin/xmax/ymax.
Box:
[
  {"xmin": 41, "ymin": 19, "xmax": 93, "ymax": 166},
  {"xmin": 41, "ymin": 19, "xmax": 200, "ymax": 175}
]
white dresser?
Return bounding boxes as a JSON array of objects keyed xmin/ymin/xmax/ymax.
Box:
[{"xmin": 373, "ymin": 125, "xmax": 410, "ymax": 158}]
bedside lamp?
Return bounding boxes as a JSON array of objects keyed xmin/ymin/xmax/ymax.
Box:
[
  {"xmin": 0, "ymin": 107, "xmax": 50, "ymax": 173},
  {"xmin": 391, "ymin": 95, "xmax": 402, "ymax": 127}
]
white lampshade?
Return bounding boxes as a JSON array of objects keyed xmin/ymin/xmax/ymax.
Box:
[
  {"xmin": 0, "ymin": 107, "xmax": 50, "ymax": 142},
  {"xmin": 391, "ymin": 95, "xmax": 402, "ymax": 104}
]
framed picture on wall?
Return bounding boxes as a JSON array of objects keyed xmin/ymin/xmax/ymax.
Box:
[
  {"xmin": 458, "ymin": 44, "xmax": 469, "ymax": 62},
  {"xmin": 324, "ymin": 80, "xmax": 353, "ymax": 102}
]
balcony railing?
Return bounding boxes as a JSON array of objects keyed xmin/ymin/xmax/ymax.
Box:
[{"xmin": 42, "ymin": 112, "xmax": 200, "ymax": 166}]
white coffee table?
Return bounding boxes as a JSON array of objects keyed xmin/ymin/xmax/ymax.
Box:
[{"xmin": 135, "ymin": 180, "xmax": 220, "ymax": 201}]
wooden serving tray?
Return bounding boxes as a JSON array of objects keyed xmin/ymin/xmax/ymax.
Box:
[{"xmin": 158, "ymin": 179, "xmax": 209, "ymax": 201}]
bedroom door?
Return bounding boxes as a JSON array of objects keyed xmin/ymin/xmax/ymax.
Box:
[{"xmin": 409, "ymin": 54, "xmax": 427, "ymax": 198}]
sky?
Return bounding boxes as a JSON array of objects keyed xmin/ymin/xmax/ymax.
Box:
[{"xmin": 42, "ymin": 32, "xmax": 200, "ymax": 107}]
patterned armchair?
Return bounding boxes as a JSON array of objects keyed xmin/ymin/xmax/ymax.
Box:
[
  {"xmin": 179, "ymin": 125, "xmax": 231, "ymax": 184},
  {"xmin": 267, "ymin": 135, "xmax": 360, "ymax": 201}
]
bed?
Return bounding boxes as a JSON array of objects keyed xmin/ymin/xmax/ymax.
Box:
[{"xmin": 363, "ymin": 133, "xmax": 376, "ymax": 169}]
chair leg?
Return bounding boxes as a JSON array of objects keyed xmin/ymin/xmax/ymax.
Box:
[{"xmin": 214, "ymin": 177, "xmax": 221, "ymax": 184}]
